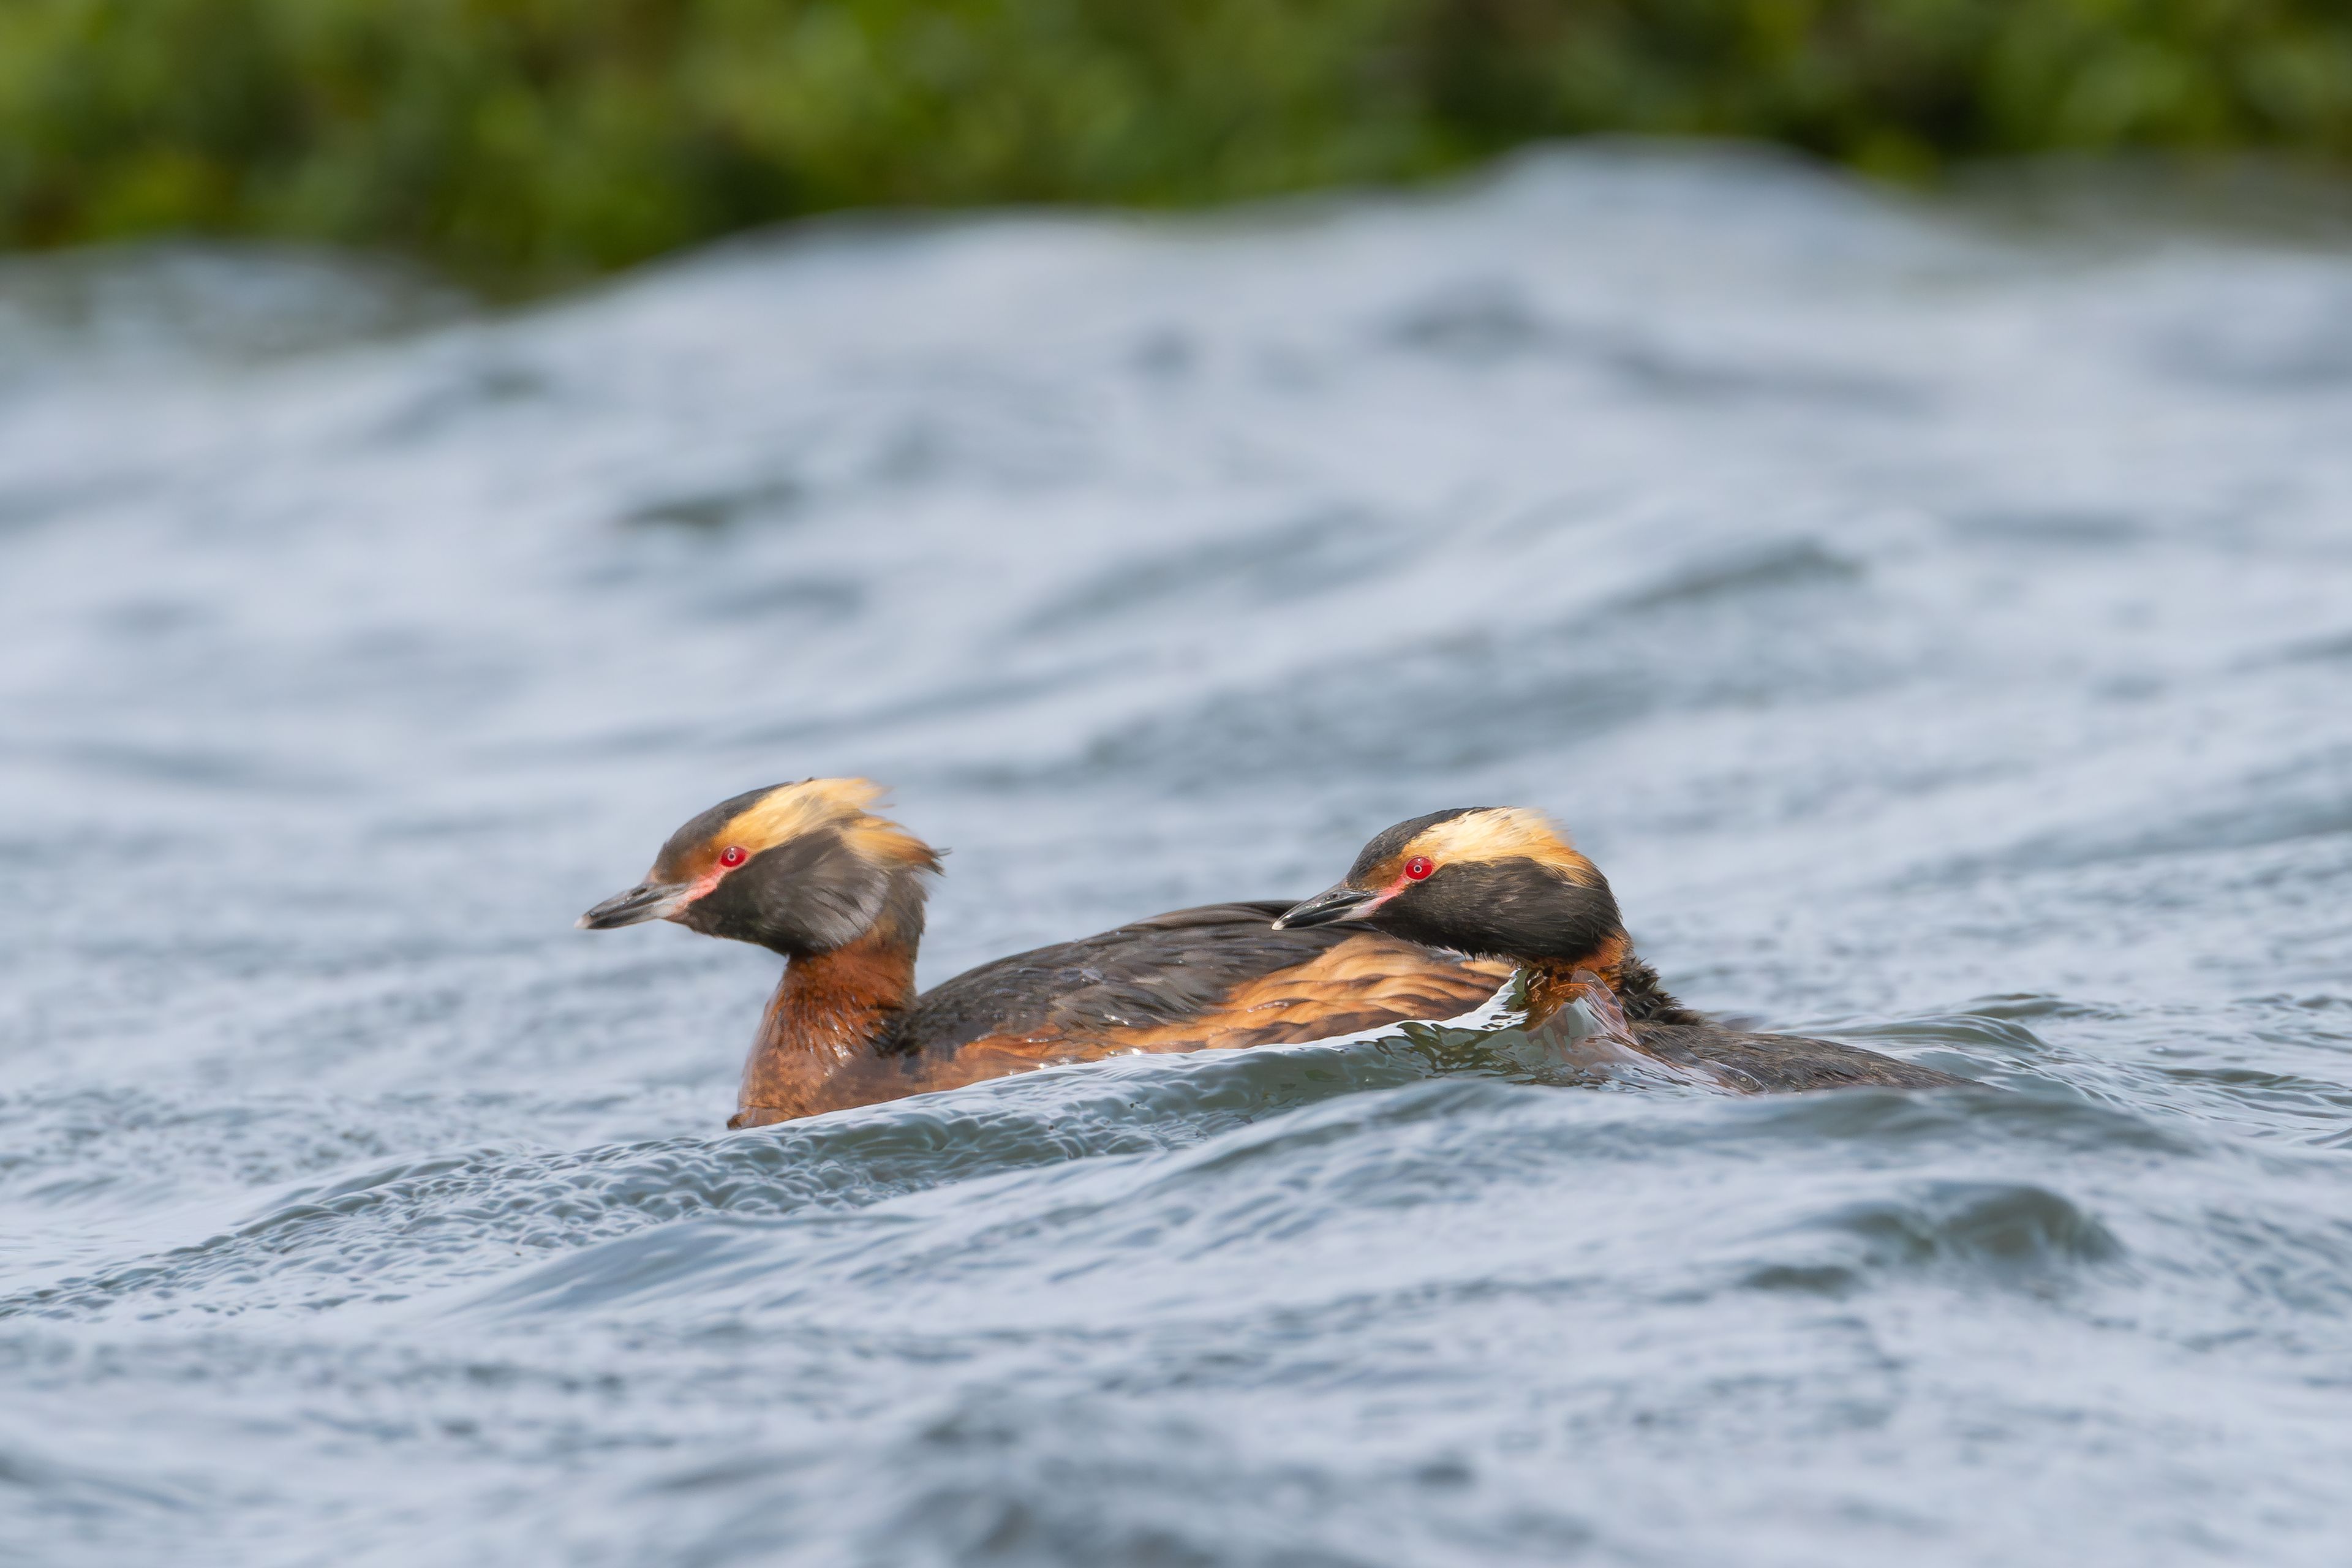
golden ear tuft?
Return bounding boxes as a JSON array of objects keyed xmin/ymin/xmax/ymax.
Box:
[
  {"xmin": 1406, "ymin": 808, "xmax": 1599, "ymax": 884},
  {"xmin": 724, "ymin": 778, "xmax": 939, "ymax": 871}
]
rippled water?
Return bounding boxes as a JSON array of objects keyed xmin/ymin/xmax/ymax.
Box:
[{"xmin": 4, "ymin": 148, "xmax": 2350, "ymax": 1566}]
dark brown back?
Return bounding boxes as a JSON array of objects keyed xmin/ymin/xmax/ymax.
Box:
[{"xmin": 886, "ymin": 901, "xmax": 1496, "ymax": 1058}]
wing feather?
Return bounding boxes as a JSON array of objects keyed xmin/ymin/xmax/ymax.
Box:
[{"xmin": 890, "ymin": 902, "xmax": 1507, "ymax": 1063}]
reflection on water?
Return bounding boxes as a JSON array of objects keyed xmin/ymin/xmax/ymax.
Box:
[{"xmin": 3, "ymin": 149, "xmax": 2350, "ymax": 1566}]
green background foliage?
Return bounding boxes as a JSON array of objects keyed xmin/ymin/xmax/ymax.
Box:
[{"xmin": 6, "ymin": 0, "xmax": 2350, "ymax": 284}]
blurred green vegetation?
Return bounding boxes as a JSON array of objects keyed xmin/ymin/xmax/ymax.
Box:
[{"xmin": 5, "ymin": 0, "xmax": 2350, "ymax": 285}]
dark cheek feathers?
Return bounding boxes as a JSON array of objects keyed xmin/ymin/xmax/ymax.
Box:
[
  {"xmin": 1373, "ymin": 859, "xmax": 1623, "ymax": 963},
  {"xmin": 685, "ymin": 829, "xmax": 892, "ymax": 956}
]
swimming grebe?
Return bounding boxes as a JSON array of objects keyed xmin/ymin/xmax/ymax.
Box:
[
  {"xmin": 1276, "ymin": 807, "xmax": 1970, "ymax": 1092},
  {"xmin": 578, "ymin": 780, "xmax": 1512, "ymax": 1126}
]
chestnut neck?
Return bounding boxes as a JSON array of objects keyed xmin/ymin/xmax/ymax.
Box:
[
  {"xmin": 736, "ymin": 922, "xmax": 919, "ymax": 1120},
  {"xmin": 1517, "ymin": 937, "xmax": 1703, "ymax": 1030},
  {"xmin": 1519, "ymin": 935, "xmax": 1630, "ymax": 1027}
]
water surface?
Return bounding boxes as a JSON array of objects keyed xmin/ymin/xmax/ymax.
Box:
[{"xmin": 4, "ymin": 148, "xmax": 2350, "ymax": 1566}]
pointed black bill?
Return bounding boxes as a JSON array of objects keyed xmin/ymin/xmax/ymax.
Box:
[
  {"xmin": 577, "ymin": 881, "xmax": 693, "ymax": 930},
  {"xmin": 1272, "ymin": 883, "xmax": 1375, "ymax": 930}
]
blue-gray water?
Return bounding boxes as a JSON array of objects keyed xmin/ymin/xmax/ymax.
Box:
[{"xmin": 4, "ymin": 148, "xmax": 2350, "ymax": 1566}]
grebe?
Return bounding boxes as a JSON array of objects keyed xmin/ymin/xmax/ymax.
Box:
[
  {"xmin": 578, "ymin": 780, "xmax": 1512, "ymax": 1126},
  {"xmin": 1276, "ymin": 807, "xmax": 1970, "ymax": 1092}
]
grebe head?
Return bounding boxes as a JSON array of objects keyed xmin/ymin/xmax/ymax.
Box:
[
  {"xmin": 1273, "ymin": 806, "xmax": 1625, "ymax": 966},
  {"xmin": 578, "ymin": 778, "xmax": 939, "ymax": 956}
]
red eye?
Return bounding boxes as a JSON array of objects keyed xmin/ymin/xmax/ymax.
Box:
[
  {"xmin": 1404, "ymin": 856, "xmax": 1434, "ymax": 881},
  {"xmin": 719, "ymin": 845, "xmax": 747, "ymax": 868}
]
